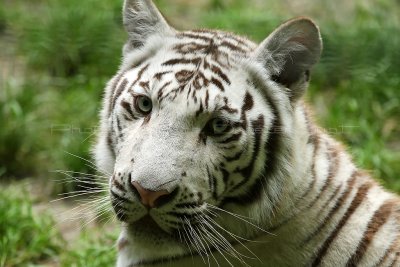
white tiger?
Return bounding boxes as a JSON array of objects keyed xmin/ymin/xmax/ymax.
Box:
[{"xmin": 93, "ymin": 0, "xmax": 400, "ymax": 266}]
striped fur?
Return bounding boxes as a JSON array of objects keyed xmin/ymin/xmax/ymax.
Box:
[{"xmin": 93, "ymin": 1, "xmax": 400, "ymax": 266}]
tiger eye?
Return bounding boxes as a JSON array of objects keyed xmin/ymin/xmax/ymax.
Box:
[{"xmin": 135, "ymin": 95, "xmax": 152, "ymax": 114}]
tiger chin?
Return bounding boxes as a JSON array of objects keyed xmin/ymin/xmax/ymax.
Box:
[{"xmin": 93, "ymin": 0, "xmax": 400, "ymax": 266}]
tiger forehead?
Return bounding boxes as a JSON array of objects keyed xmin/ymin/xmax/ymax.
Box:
[
  {"xmin": 112, "ymin": 30, "xmax": 256, "ymax": 117},
  {"xmin": 148, "ymin": 30, "xmax": 255, "ymax": 96},
  {"xmin": 126, "ymin": 29, "xmax": 256, "ymax": 89}
]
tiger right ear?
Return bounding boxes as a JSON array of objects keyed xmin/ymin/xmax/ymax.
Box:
[
  {"xmin": 123, "ymin": 0, "xmax": 175, "ymax": 53},
  {"xmin": 253, "ymin": 18, "xmax": 322, "ymax": 102}
]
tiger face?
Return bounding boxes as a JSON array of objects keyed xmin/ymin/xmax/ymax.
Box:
[{"xmin": 94, "ymin": 0, "xmax": 321, "ymax": 263}]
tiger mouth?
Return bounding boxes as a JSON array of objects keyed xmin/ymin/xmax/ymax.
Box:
[
  {"xmin": 134, "ymin": 214, "xmax": 162, "ymax": 230},
  {"xmin": 127, "ymin": 214, "xmax": 185, "ymax": 243}
]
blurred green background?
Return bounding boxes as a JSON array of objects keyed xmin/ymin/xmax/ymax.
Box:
[{"xmin": 0, "ymin": 0, "xmax": 399, "ymax": 265}]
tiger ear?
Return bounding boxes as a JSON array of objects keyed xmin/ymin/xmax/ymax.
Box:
[
  {"xmin": 253, "ymin": 17, "xmax": 322, "ymax": 102},
  {"xmin": 123, "ymin": 0, "xmax": 175, "ymax": 53}
]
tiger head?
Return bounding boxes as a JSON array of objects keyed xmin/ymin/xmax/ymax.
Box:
[{"xmin": 94, "ymin": 0, "xmax": 322, "ymax": 261}]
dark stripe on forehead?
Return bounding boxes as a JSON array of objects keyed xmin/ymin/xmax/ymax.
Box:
[
  {"xmin": 223, "ymin": 34, "xmax": 253, "ymax": 49},
  {"xmin": 177, "ymin": 32, "xmax": 213, "ymax": 42},
  {"xmin": 211, "ymin": 65, "xmax": 231, "ymax": 84},
  {"xmin": 162, "ymin": 58, "xmax": 201, "ymax": 66},
  {"xmin": 220, "ymin": 41, "xmax": 246, "ymax": 53},
  {"xmin": 139, "ymin": 81, "xmax": 150, "ymax": 91},
  {"xmin": 175, "ymin": 70, "xmax": 195, "ymax": 84},
  {"xmin": 154, "ymin": 71, "xmax": 172, "ymax": 80},
  {"xmin": 173, "ymin": 42, "xmax": 209, "ymax": 54},
  {"xmin": 157, "ymin": 81, "xmax": 172, "ymax": 101}
]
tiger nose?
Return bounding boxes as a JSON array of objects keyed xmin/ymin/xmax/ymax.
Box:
[{"xmin": 131, "ymin": 181, "xmax": 169, "ymax": 208}]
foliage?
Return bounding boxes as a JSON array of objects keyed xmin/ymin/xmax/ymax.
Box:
[
  {"xmin": 0, "ymin": 186, "xmax": 62, "ymax": 266},
  {"xmin": 60, "ymin": 231, "xmax": 117, "ymax": 267},
  {"xmin": 17, "ymin": 0, "xmax": 124, "ymax": 77}
]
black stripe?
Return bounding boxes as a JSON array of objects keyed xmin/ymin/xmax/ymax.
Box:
[
  {"xmin": 162, "ymin": 58, "xmax": 201, "ymax": 66},
  {"xmin": 346, "ymin": 200, "xmax": 395, "ymax": 266},
  {"xmin": 120, "ymin": 100, "xmax": 137, "ymax": 120},
  {"xmin": 205, "ymin": 90, "xmax": 209, "ymax": 109},
  {"xmin": 302, "ymin": 172, "xmax": 358, "ymax": 245},
  {"xmin": 307, "ymin": 145, "xmax": 340, "ymax": 208},
  {"xmin": 210, "ymin": 77, "xmax": 224, "ymax": 91},
  {"xmin": 157, "ymin": 81, "xmax": 172, "ymax": 102},
  {"xmin": 311, "ymin": 178, "xmax": 372, "ymax": 266},
  {"xmin": 219, "ymin": 41, "xmax": 246, "ymax": 53},
  {"xmin": 177, "ymin": 32, "xmax": 213, "ymax": 42},
  {"xmin": 111, "ymin": 78, "xmax": 128, "ymax": 111},
  {"xmin": 108, "ymin": 73, "xmax": 124, "ymax": 116},
  {"xmin": 241, "ymin": 92, "xmax": 254, "ymax": 129},
  {"xmin": 211, "ymin": 65, "xmax": 231, "ymax": 84},
  {"xmin": 224, "ymin": 115, "xmax": 264, "ymax": 198}
]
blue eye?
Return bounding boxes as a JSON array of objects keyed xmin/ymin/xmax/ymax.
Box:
[
  {"xmin": 135, "ymin": 95, "xmax": 152, "ymax": 114},
  {"xmin": 203, "ymin": 117, "xmax": 231, "ymax": 136},
  {"xmin": 212, "ymin": 118, "xmax": 228, "ymax": 134}
]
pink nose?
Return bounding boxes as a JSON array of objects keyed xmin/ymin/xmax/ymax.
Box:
[{"xmin": 131, "ymin": 181, "xmax": 169, "ymax": 208}]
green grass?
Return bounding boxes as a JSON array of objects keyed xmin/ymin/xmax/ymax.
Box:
[
  {"xmin": 60, "ymin": 232, "xmax": 117, "ymax": 267},
  {"xmin": 0, "ymin": 187, "xmax": 62, "ymax": 266},
  {"xmin": 16, "ymin": 0, "xmax": 124, "ymax": 77},
  {"xmin": 0, "ymin": 184, "xmax": 118, "ymax": 266}
]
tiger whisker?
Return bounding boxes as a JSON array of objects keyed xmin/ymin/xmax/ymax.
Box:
[
  {"xmin": 52, "ymin": 169, "xmax": 109, "ymax": 181},
  {"xmin": 178, "ymin": 221, "xmax": 194, "ymax": 258},
  {"xmin": 51, "ymin": 189, "xmax": 107, "ymax": 202},
  {"xmin": 198, "ymin": 223, "xmax": 235, "ymax": 267},
  {"xmin": 62, "ymin": 151, "xmax": 110, "ymax": 176},
  {"xmin": 53, "ymin": 195, "xmax": 110, "ymax": 219},
  {"xmin": 202, "ymin": 211, "xmax": 261, "ymax": 262},
  {"xmin": 203, "ymin": 209, "xmax": 265, "ymax": 243},
  {"xmin": 190, "ymin": 221, "xmax": 211, "ymax": 266},
  {"xmin": 184, "ymin": 217, "xmax": 207, "ymax": 264},
  {"xmin": 181, "ymin": 219, "xmax": 204, "ymax": 262},
  {"xmin": 207, "ymin": 204, "xmax": 274, "ymax": 236},
  {"xmin": 199, "ymin": 214, "xmax": 251, "ymax": 265},
  {"xmin": 195, "ymin": 224, "xmax": 219, "ymax": 267}
]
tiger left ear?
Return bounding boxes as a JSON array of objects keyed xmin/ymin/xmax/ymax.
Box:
[
  {"xmin": 253, "ymin": 17, "xmax": 322, "ymax": 102},
  {"xmin": 123, "ymin": 0, "xmax": 175, "ymax": 54}
]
